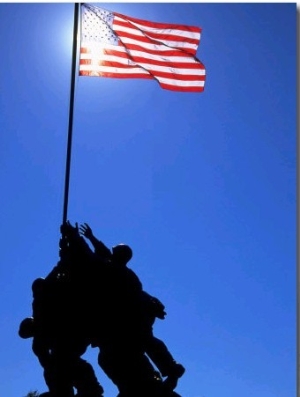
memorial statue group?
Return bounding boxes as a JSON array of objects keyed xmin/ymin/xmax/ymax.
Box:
[{"xmin": 19, "ymin": 222, "xmax": 185, "ymax": 397}]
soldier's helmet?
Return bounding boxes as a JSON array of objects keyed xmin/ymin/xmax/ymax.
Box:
[
  {"xmin": 19, "ymin": 317, "xmax": 35, "ymax": 339},
  {"xmin": 32, "ymin": 277, "xmax": 46, "ymax": 297},
  {"xmin": 112, "ymin": 244, "xmax": 133, "ymax": 265}
]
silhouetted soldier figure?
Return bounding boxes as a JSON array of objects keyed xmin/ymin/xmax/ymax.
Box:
[
  {"xmin": 59, "ymin": 223, "xmax": 165, "ymax": 396},
  {"xmin": 19, "ymin": 223, "xmax": 104, "ymax": 397},
  {"xmin": 79, "ymin": 223, "xmax": 185, "ymax": 392}
]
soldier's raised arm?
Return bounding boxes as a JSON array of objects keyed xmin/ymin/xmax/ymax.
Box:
[{"xmin": 79, "ymin": 223, "xmax": 112, "ymax": 260}]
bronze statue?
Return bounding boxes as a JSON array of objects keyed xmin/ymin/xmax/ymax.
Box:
[{"xmin": 19, "ymin": 221, "xmax": 185, "ymax": 397}]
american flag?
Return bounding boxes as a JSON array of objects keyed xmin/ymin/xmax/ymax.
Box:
[{"xmin": 79, "ymin": 4, "xmax": 206, "ymax": 92}]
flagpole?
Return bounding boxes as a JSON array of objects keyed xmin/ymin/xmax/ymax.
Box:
[{"xmin": 62, "ymin": 2, "xmax": 80, "ymax": 225}]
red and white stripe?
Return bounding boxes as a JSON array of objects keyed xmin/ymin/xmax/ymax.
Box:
[{"xmin": 79, "ymin": 6, "xmax": 206, "ymax": 92}]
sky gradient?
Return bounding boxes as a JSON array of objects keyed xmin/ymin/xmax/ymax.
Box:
[{"xmin": 0, "ymin": 3, "xmax": 296, "ymax": 397}]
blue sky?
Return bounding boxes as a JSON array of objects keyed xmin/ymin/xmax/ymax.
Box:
[{"xmin": 0, "ymin": 2, "xmax": 296, "ymax": 397}]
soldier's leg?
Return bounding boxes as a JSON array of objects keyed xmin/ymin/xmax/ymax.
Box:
[
  {"xmin": 98, "ymin": 344, "xmax": 161, "ymax": 395},
  {"xmin": 32, "ymin": 338, "xmax": 74, "ymax": 397},
  {"xmin": 72, "ymin": 357, "xmax": 104, "ymax": 397},
  {"xmin": 97, "ymin": 346, "xmax": 126, "ymax": 390},
  {"xmin": 43, "ymin": 357, "xmax": 74, "ymax": 397},
  {"xmin": 145, "ymin": 335, "xmax": 185, "ymax": 390}
]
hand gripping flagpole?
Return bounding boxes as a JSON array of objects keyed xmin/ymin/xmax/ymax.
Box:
[{"xmin": 62, "ymin": 2, "xmax": 80, "ymax": 225}]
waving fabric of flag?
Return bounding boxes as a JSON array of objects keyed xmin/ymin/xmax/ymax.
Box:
[{"xmin": 79, "ymin": 4, "xmax": 206, "ymax": 92}]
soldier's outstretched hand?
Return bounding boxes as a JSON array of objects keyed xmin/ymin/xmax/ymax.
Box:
[
  {"xmin": 61, "ymin": 220, "xmax": 78, "ymax": 236},
  {"xmin": 79, "ymin": 223, "xmax": 93, "ymax": 239}
]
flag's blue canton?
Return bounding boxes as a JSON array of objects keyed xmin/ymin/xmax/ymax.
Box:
[{"xmin": 82, "ymin": 5, "xmax": 118, "ymax": 45}]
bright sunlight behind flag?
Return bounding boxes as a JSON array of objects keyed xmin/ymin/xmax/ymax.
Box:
[{"xmin": 79, "ymin": 4, "xmax": 206, "ymax": 92}]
